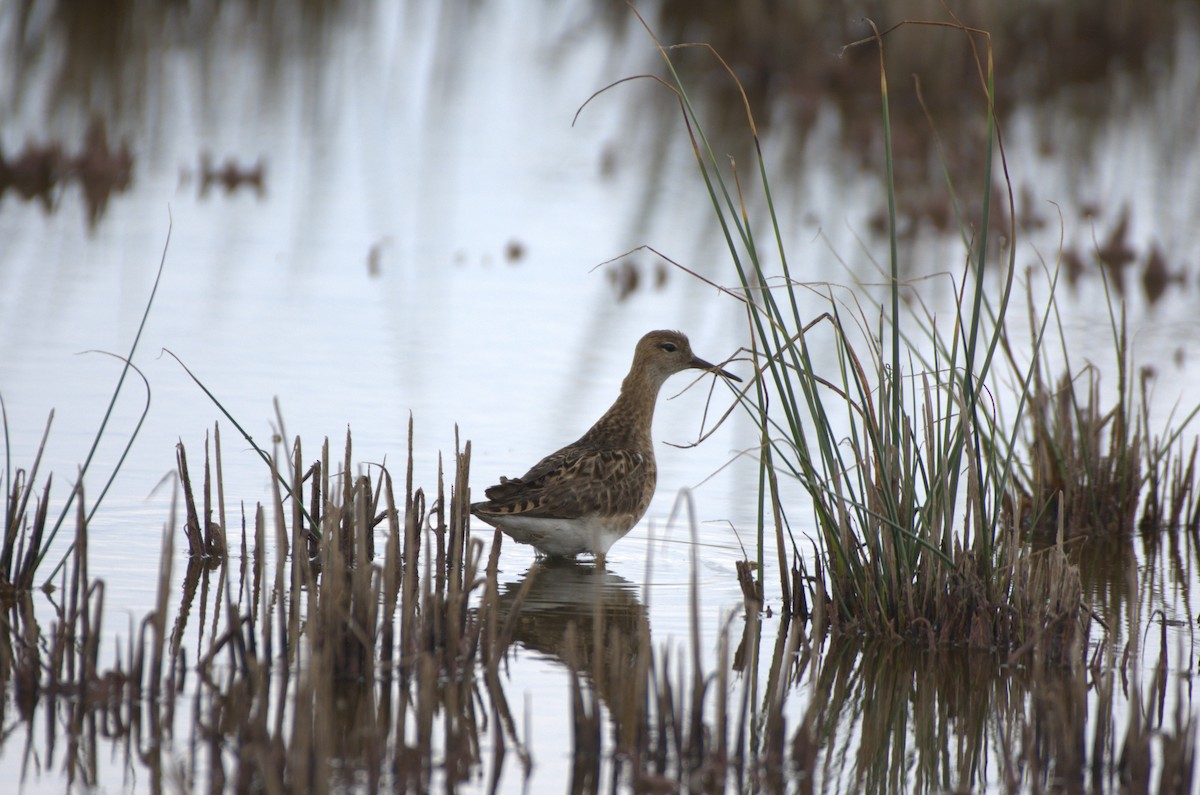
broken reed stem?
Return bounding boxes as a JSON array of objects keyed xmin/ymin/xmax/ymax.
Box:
[
  {"xmin": 215, "ymin": 423, "xmax": 228, "ymax": 551},
  {"xmin": 203, "ymin": 431, "xmax": 213, "ymax": 554},
  {"xmin": 177, "ymin": 442, "xmax": 204, "ymax": 556}
]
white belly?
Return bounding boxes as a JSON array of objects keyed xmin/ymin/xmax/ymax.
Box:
[{"xmin": 487, "ymin": 513, "xmax": 637, "ymax": 558}]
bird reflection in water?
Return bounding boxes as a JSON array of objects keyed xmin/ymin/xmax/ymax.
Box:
[{"xmin": 496, "ymin": 558, "xmax": 650, "ymax": 791}]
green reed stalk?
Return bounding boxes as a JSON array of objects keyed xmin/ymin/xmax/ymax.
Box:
[
  {"xmin": 626, "ymin": 12, "xmax": 1040, "ymax": 638},
  {"xmin": 35, "ymin": 221, "xmax": 170, "ymax": 583}
]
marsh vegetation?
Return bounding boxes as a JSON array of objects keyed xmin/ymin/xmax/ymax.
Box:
[{"xmin": 4, "ymin": 2, "xmax": 1200, "ymax": 793}]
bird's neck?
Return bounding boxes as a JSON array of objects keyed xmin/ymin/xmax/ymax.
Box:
[{"xmin": 580, "ymin": 370, "xmax": 663, "ymax": 449}]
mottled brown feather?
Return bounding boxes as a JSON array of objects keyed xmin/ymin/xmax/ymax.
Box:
[{"xmin": 478, "ymin": 447, "xmax": 655, "ymax": 520}]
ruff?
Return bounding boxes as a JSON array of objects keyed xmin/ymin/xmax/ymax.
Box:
[{"xmin": 471, "ymin": 330, "xmax": 740, "ymax": 559}]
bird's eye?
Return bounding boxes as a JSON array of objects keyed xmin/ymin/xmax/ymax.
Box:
[{"xmin": 661, "ymin": 342, "xmax": 678, "ymax": 353}]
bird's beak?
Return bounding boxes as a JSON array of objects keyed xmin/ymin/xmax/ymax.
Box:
[{"xmin": 689, "ymin": 356, "xmax": 742, "ymax": 382}]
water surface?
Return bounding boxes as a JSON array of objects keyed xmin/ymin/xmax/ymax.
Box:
[{"xmin": 2, "ymin": 2, "xmax": 1199, "ymax": 792}]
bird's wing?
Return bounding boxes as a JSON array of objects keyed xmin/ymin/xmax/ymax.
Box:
[{"xmin": 476, "ymin": 447, "xmax": 652, "ymax": 519}]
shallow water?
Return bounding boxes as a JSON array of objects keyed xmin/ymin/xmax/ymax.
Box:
[{"xmin": 2, "ymin": 2, "xmax": 1200, "ymax": 792}]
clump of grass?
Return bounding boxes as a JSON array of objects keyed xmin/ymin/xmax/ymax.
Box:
[
  {"xmin": 2, "ymin": 362, "xmax": 152, "ymax": 591},
  {"xmin": 1141, "ymin": 438, "xmax": 1200, "ymax": 538},
  {"xmin": 1004, "ymin": 257, "xmax": 1200, "ymax": 544},
  {"xmin": 1, "ymin": 409, "xmax": 54, "ymax": 592},
  {"xmin": 0, "ymin": 416, "xmax": 538, "ymax": 791},
  {"xmin": 621, "ymin": 9, "xmax": 1197, "ymax": 654},
  {"xmin": 1014, "ymin": 274, "xmax": 1139, "ymax": 541},
  {"xmin": 1021, "ymin": 361, "xmax": 1142, "ymax": 540},
  {"xmin": 632, "ymin": 14, "xmax": 1062, "ymax": 646},
  {"xmin": 179, "ymin": 423, "xmax": 532, "ymax": 791}
]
